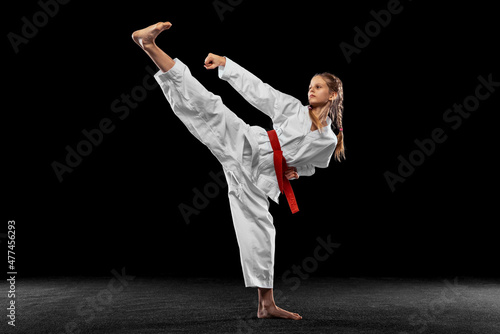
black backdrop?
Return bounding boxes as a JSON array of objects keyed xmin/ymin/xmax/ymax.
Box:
[{"xmin": 5, "ymin": 0, "xmax": 499, "ymax": 279}]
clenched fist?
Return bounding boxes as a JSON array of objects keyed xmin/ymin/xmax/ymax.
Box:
[{"xmin": 204, "ymin": 53, "xmax": 226, "ymax": 70}]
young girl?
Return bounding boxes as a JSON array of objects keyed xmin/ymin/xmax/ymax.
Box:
[{"xmin": 132, "ymin": 21, "xmax": 344, "ymax": 320}]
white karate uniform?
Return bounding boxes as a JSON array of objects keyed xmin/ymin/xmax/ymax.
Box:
[{"xmin": 154, "ymin": 58, "xmax": 337, "ymax": 288}]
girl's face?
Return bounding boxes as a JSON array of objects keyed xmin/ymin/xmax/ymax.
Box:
[{"xmin": 308, "ymin": 76, "xmax": 335, "ymax": 107}]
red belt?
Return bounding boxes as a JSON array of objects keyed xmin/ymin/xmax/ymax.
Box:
[{"xmin": 267, "ymin": 129, "xmax": 299, "ymax": 214}]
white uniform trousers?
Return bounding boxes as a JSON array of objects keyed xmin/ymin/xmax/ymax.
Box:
[{"xmin": 154, "ymin": 58, "xmax": 276, "ymax": 288}]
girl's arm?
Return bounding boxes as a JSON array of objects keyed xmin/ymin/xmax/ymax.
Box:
[{"xmin": 205, "ymin": 53, "xmax": 303, "ymax": 123}]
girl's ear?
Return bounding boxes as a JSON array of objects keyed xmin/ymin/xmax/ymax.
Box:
[{"xmin": 329, "ymin": 91, "xmax": 338, "ymax": 101}]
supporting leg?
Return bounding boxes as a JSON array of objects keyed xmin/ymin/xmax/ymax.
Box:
[
  {"xmin": 257, "ymin": 287, "xmax": 302, "ymax": 320},
  {"xmin": 226, "ymin": 171, "xmax": 302, "ymax": 320}
]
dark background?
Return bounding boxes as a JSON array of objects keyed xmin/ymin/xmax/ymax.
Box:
[{"xmin": 4, "ymin": 0, "xmax": 498, "ymax": 280}]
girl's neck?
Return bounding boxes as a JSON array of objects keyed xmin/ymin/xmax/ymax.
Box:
[
  {"xmin": 310, "ymin": 105, "xmax": 328, "ymax": 121},
  {"xmin": 309, "ymin": 104, "xmax": 329, "ymax": 131}
]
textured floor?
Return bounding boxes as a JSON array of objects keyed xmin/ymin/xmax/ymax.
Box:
[{"xmin": 8, "ymin": 276, "xmax": 500, "ymax": 334}]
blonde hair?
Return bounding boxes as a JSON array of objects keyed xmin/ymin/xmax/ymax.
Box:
[{"xmin": 309, "ymin": 72, "xmax": 345, "ymax": 161}]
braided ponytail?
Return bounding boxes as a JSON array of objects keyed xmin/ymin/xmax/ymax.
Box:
[{"xmin": 316, "ymin": 73, "xmax": 345, "ymax": 161}]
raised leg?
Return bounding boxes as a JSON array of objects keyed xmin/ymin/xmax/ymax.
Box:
[{"xmin": 132, "ymin": 21, "xmax": 175, "ymax": 72}]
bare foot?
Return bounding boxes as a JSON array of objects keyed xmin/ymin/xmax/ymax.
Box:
[
  {"xmin": 258, "ymin": 302, "xmax": 302, "ymax": 320},
  {"xmin": 131, "ymin": 22, "xmax": 172, "ymax": 50}
]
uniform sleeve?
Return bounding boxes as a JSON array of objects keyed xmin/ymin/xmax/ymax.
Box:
[
  {"xmin": 218, "ymin": 57, "xmax": 304, "ymax": 123},
  {"xmin": 296, "ymin": 164, "xmax": 316, "ymax": 177},
  {"xmin": 295, "ymin": 132, "xmax": 337, "ymax": 177}
]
